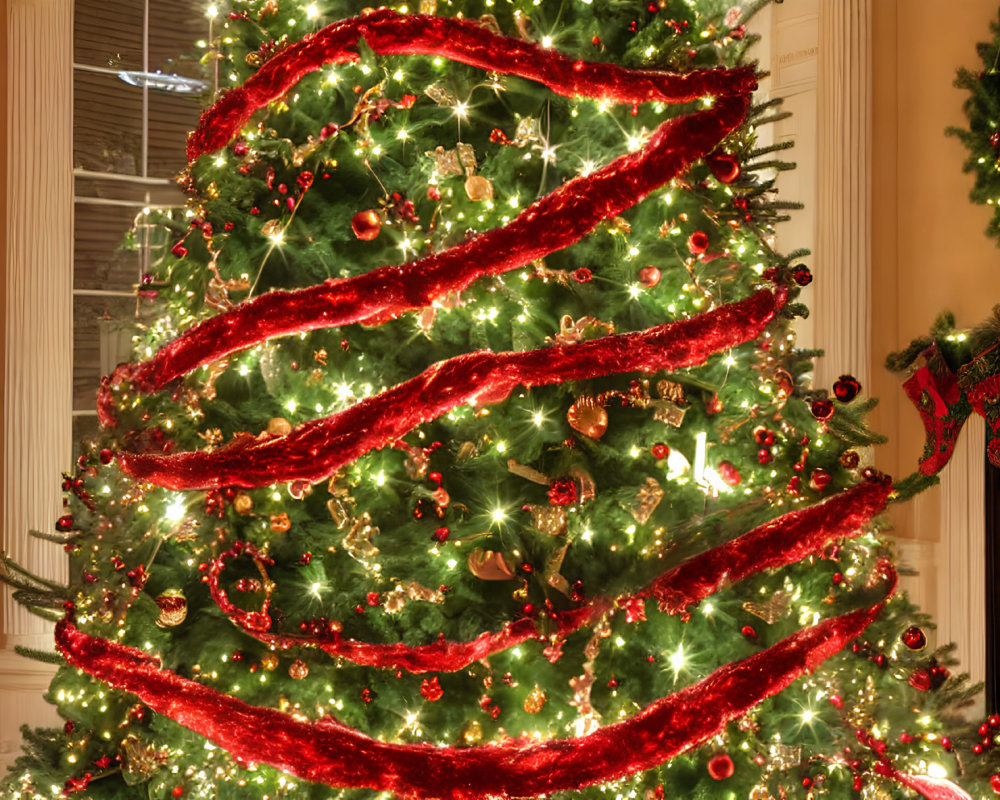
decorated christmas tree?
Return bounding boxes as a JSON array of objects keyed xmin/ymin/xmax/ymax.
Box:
[{"xmin": 4, "ymin": 1, "xmax": 1000, "ymax": 799}]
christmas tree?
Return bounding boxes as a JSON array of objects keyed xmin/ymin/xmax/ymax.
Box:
[{"xmin": 4, "ymin": 1, "xmax": 1000, "ymax": 798}]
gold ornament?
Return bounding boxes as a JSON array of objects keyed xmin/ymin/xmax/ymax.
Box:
[
  {"xmin": 119, "ymin": 736, "xmax": 169, "ymax": 783},
  {"xmin": 424, "ymin": 86, "xmax": 460, "ymax": 109},
  {"xmin": 468, "ymin": 549, "xmax": 515, "ymax": 580},
  {"xmin": 462, "ymin": 720, "xmax": 483, "ymax": 745},
  {"xmin": 383, "ymin": 581, "xmax": 446, "ymax": 613},
  {"xmin": 523, "ymin": 685, "xmax": 547, "ymax": 714},
  {"xmin": 768, "ymin": 743, "xmax": 802, "ymax": 772},
  {"xmin": 419, "ymin": 0, "xmax": 437, "ymax": 13},
  {"xmin": 261, "ymin": 219, "xmax": 284, "ymax": 240},
  {"xmin": 631, "ymin": 478, "xmax": 664, "ymax": 524},
  {"xmin": 155, "ymin": 589, "xmax": 187, "ymax": 627},
  {"xmin": 456, "ymin": 142, "xmax": 478, "ymax": 174},
  {"xmin": 288, "ymin": 659, "xmax": 309, "ymax": 680},
  {"xmin": 198, "ymin": 427, "xmax": 224, "ymax": 448},
  {"xmin": 351, "ymin": 209, "xmax": 382, "ymax": 241},
  {"xmin": 566, "ymin": 396, "xmax": 608, "ymax": 439},
  {"xmin": 267, "ymin": 417, "xmax": 292, "ymax": 436},
  {"xmin": 651, "ymin": 400, "xmax": 686, "ymax": 428},
  {"xmin": 343, "ymin": 512, "xmax": 380, "ymax": 564},
  {"xmin": 464, "ymin": 175, "xmax": 494, "ymax": 202},
  {"xmin": 657, "ymin": 379, "xmax": 686, "ymax": 403},
  {"xmin": 523, "ymin": 504, "xmax": 568, "ymax": 537},
  {"xmin": 742, "ymin": 590, "xmax": 791, "ymax": 623},
  {"xmin": 233, "ymin": 493, "xmax": 253, "ymax": 515},
  {"xmin": 544, "ymin": 542, "xmax": 570, "ymax": 595},
  {"xmin": 269, "ymin": 512, "xmax": 291, "ymax": 533},
  {"xmin": 260, "ymin": 652, "xmax": 280, "ymax": 671}
]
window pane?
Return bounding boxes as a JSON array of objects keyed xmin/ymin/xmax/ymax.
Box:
[
  {"xmin": 72, "ymin": 415, "xmax": 102, "ymax": 462},
  {"xmin": 148, "ymin": 90, "xmax": 203, "ymax": 178},
  {"xmin": 74, "ymin": 0, "xmax": 144, "ymax": 70},
  {"xmin": 148, "ymin": 1, "xmax": 208, "ymax": 76},
  {"xmin": 74, "ymin": 202, "xmax": 143, "ymax": 291},
  {"xmin": 73, "ymin": 295, "xmax": 138, "ymax": 411},
  {"xmin": 74, "ymin": 70, "xmax": 143, "ymax": 175}
]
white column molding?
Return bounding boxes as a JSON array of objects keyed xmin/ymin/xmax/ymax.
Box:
[
  {"xmin": 814, "ymin": 0, "xmax": 872, "ymax": 390},
  {"xmin": 936, "ymin": 415, "xmax": 986, "ymax": 715},
  {"xmin": 4, "ymin": 0, "xmax": 73, "ymax": 647}
]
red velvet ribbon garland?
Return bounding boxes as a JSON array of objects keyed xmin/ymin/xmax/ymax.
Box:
[
  {"xmin": 119, "ymin": 288, "xmax": 784, "ymax": 490},
  {"xmin": 187, "ymin": 8, "xmax": 757, "ymax": 161},
  {"xmin": 207, "ymin": 480, "xmax": 891, "ymax": 673},
  {"xmin": 55, "ymin": 563, "xmax": 894, "ymax": 799},
  {"xmin": 107, "ymin": 95, "xmax": 750, "ymax": 407}
]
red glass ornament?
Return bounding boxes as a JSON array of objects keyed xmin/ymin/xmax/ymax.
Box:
[
  {"xmin": 99, "ymin": 448, "xmax": 114, "ymax": 465},
  {"xmin": 638, "ymin": 265, "xmax": 661, "ymax": 287},
  {"xmin": 791, "ymin": 265, "xmax": 812, "ymax": 286},
  {"xmin": 808, "ymin": 468, "xmax": 832, "ymax": 492},
  {"xmin": 757, "ymin": 448, "xmax": 773, "ymax": 465},
  {"xmin": 687, "ymin": 231, "xmax": 710, "ymax": 254},
  {"xmin": 171, "ymin": 242, "xmax": 188, "ymax": 258},
  {"xmin": 651, "ymin": 443, "xmax": 670, "ymax": 459},
  {"xmin": 366, "ymin": 592, "xmax": 380, "ymax": 607},
  {"xmin": 718, "ymin": 461, "xmax": 740, "ymax": 486},
  {"xmin": 706, "ymin": 152, "xmax": 740, "ymax": 184},
  {"xmin": 420, "ymin": 676, "xmax": 444, "ymax": 702},
  {"xmin": 901, "ymin": 626, "xmax": 926, "ymax": 650},
  {"xmin": 833, "ymin": 375, "xmax": 861, "ymax": 403},
  {"xmin": 707, "ymin": 753, "xmax": 734, "ymax": 780},
  {"xmin": 811, "ymin": 399, "xmax": 834, "ymax": 421},
  {"xmin": 941, "ymin": 737, "xmax": 952, "ymax": 751},
  {"xmin": 434, "ymin": 527, "xmax": 449, "ymax": 542},
  {"xmin": 351, "ymin": 210, "xmax": 381, "ymax": 241},
  {"xmin": 741, "ymin": 625, "xmax": 757, "ymax": 641},
  {"xmin": 172, "ymin": 787, "xmax": 184, "ymax": 797},
  {"xmin": 56, "ymin": 514, "xmax": 74, "ymax": 532},
  {"xmin": 547, "ymin": 478, "xmax": 578, "ymax": 506},
  {"xmin": 990, "ymin": 774, "xmax": 1000, "ymax": 794},
  {"xmin": 908, "ymin": 669, "xmax": 932, "ymax": 692}
]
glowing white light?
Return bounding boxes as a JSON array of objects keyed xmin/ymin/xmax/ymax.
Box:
[
  {"xmin": 396, "ymin": 128, "xmax": 408, "ymax": 140},
  {"xmin": 447, "ymin": 559, "xmax": 458, "ymax": 568},
  {"xmin": 669, "ymin": 644, "xmax": 686, "ymax": 674},
  {"xmin": 533, "ymin": 411, "xmax": 544, "ymax": 427},
  {"xmin": 801, "ymin": 709, "xmax": 815, "ymax": 723},
  {"xmin": 541, "ymin": 35, "xmax": 553, "ymax": 48},
  {"xmin": 310, "ymin": 582, "xmax": 323, "ymax": 597},
  {"xmin": 165, "ymin": 496, "xmax": 187, "ymax": 523},
  {"xmin": 926, "ymin": 763, "xmax": 948, "ymax": 779},
  {"xmin": 454, "ymin": 101, "xmax": 468, "ymax": 119},
  {"xmin": 205, "ymin": 4, "xmax": 218, "ymax": 18},
  {"xmin": 375, "ymin": 470, "xmax": 385, "ymax": 487},
  {"xmin": 491, "ymin": 508, "xmax": 505, "ymax": 524},
  {"xmin": 628, "ymin": 284, "xmax": 643, "ymax": 299},
  {"xmin": 666, "ymin": 449, "xmax": 690, "ymax": 479},
  {"xmin": 305, "ymin": 3, "xmax": 319, "ymax": 18},
  {"xmin": 285, "ymin": 399, "xmax": 297, "ymax": 413},
  {"xmin": 693, "ymin": 431, "xmax": 708, "ymax": 486},
  {"xmin": 496, "ymin": 441, "xmax": 506, "ymax": 453}
]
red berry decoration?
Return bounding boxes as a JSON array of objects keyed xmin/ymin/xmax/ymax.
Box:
[
  {"xmin": 420, "ymin": 676, "xmax": 444, "ymax": 702},
  {"xmin": 757, "ymin": 448, "xmax": 773, "ymax": 466},
  {"xmin": 573, "ymin": 267, "xmax": 592, "ymax": 283},
  {"xmin": 754, "ymin": 426, "xmax": 775, "ymax": 446},
  {"xmin": 547, "ymin": 477, "xmax": 578, "ymax": 506},
  {"xmin": 901, "ymin": 626, "xmax": 927, "ymax": 650},
  {"xmin": 651, "ymin": 443, "xmax": 670, "ymax": 459},
  {"xmin": 707, "ymin": 753, "xmax": 735, "ymax": 780},
  {"xmin": 433, "ymin": 527, "xmax": 449, "ymax": 542},
  {"xmin": 171, "ymin": 241, "xmax": 188, "ymax": 258},
  {"xmin": 790, "ymin": 264, "xmax": 812, "ymax": 286},
  {"xmin": 990, "ymin": 774, "xmax": 1000, "ymax": 794},
  {"xmin": 741, "ymin": 624, "xmax": 757, "ymax": 641},
  {"xmin": 718, "ymin": 461, "xmax": 741, "ymax": 486},
  {"xmin": 172, "ymin": 787, "xmax": 184, "ymax": 798},
  {"xmin": 833, "ymin": 374, "xmax": 861, "ymax": 403},
  {"xmin": 56, "ymin": 514, "xmax": 74, "ymax": 532},
  {"xmin": 638, "ymin": 265, "xmax": 661, "ymax": 287},
  {"xmin": 351, "ymin": 209, "xmax": 382, "ymax": 241},
  {"xmin": 705, "ymin": 152, "xmax": 741, "ymax": 184},
  {"xmin": 687, "ymin": 231, "xmax": 710, "ymax": 255},
  {"xmin": 811, "ymin": 399, "xmax": 835, "ymax": 421}
]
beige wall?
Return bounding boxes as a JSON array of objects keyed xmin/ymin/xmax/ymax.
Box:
[{"xmin": 872, "ymin": 0, "xmax": 1000, "ymax": 540}]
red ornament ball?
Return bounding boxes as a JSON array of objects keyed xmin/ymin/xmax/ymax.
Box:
[
  {"xmin": 651, "ymin": 443, "xmax": 671, "ymax": 460},
  {"xmin": 547, "ymin": 478, "xmax": 578, "ymax": 506},
  {"xmin": 707, "ymin": 753, "xmax": 735, "ymax": 780},
  {"xmin": 908, "ymin": 669, "xmax": 932, "ymax": 692},
  {"xmin": 757, "ymin": 448, "xmax": 773, "ymax": 466},
  {"xmin": 687, "ymin": 231, "xmax": 710, "ymax": 255},
  {"xmin": 754, "ymin": 426, "xmax": 775, "ymax": 446},
  {"xmin": 791, "ymin": 265, "xmax": 813, "ymax": 286},
  {"xmin": 833, "ymin": 374, "xmax": 861, "ymax": 403},
  {"xmin": 811, "ymin": 399, "xmax": 835, "ymax": 421},
  {"xmin": 706, "ymin": 152, "xmax": 741, "ymax": 184},
  {"xmin": 741, "ymin": 624, "xmax": 757, "ymax": 641},
  {"xmin": 718, "ymin": 461, "xmax": 741, "ymax": 486},
  {"xmin": 351, "ymin": 210, "xmax": 382, "ymax": 241},
  {"xmin": 98, "ymin": 448, "xmax": 114, "ymax": 465},
  {"xmin": 638, "ymin": 265, "xmax": 661, "ymax": 287},
  {"xmin": 172, "ymin": 788, "xmax": 184, "ymax": 798},
  {"xmin": 56, "ymin": 514, "xmax": 74, "ymax": 532},
  {"xmin": 808, "ymin": 468, "xmax": 832, "ymax": 492},
  {"xmin": 902, "ymin": 625, "xmax": 927, "ymax": 650},
  {"xmin": 990, "ymin": 774, "xmax": 1000, "ymax": 794}
]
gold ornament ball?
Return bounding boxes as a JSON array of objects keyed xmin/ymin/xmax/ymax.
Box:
[
  {"xmin": 270, "ymin": 512, "xmax": 291, "ymax": 533},
  {"xmin": 351, "ymin": 209, "xmax": 382, "ymax": 241},
  {"xmin": 464, "ymin": 175, "xmax": 494, "ymax": 202},
  {"xmin": 155, "ymin": 589, "xmax": 187, "ymax": 627},
  {"xmin": 233, "ymin": 493, "xmax": 253, "ymax": 515},
  {"xmin": 566, "ymin": 397, "xmax": 609, "ymax": 440},
  {"xmin": 267, "ymin": 417, "xmax": 292, "ymax": 436},
  {"xmin": 638, "ymin": 265, "xmax": 661, "ymax": 288},
  {"xmin": 260, "ymin": 653, "xmax": 280, "ymax": 671},
  {"xmin": 468, "ymin": 549, "xmax": 516, "ymax": 581},
  {"xmin": 288, "ymin": 659, "xmax": 309, "ymax": 680},
  {"xmin": 524, "ymin": 685, "xmax": 547, "ymax": 714}
]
